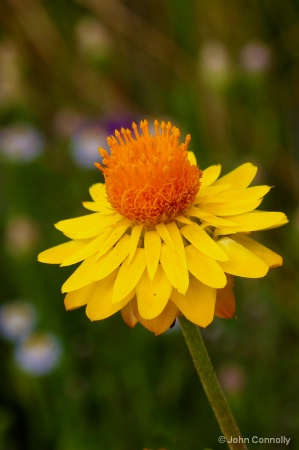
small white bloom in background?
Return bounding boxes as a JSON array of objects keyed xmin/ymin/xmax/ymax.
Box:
[
  {"xmin": 70, "ymin": 122, "xmax": 108, "ymax": 168},
  {"xmin": 198, "ymin": 42, "xmax": 232, "ymax": 88},
  {"xmin": 0, "ymin": 124, "xmax": 44, "ymax": 163},
  {"xmin": 70, "ymin": 117, "xmax": 135, "ymax": 169},
  {"xmin": 75, "ymin": 17, "xmax": 112, "ymax": 60},
  {"xmin": 5, "ymin": 216, "xmax": 39, "ymax": 255},
  {"xmin": 0, "ymin": 301, "xmax": 37, "ymax": 342},
  {"xmin": 239, "ymin": 42, "xmax": 272, "ymax": 73},
  {"xmin": 14, "ymin": 333, "xmax": 62, "ymax": 376}
]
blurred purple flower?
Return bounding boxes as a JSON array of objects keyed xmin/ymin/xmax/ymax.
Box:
[
  {"xmin": 240, "ymin": 42, "xmax": 272, "ymax": 73},
  {"xmin": 217, "ymin": 363, "xmax": 247, "ymax": 395},
  {"xmin": 70, "ymin": 116, "xmax": 137, "ymax": 169}
]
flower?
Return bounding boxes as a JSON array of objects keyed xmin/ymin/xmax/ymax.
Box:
[
  {"xmin": 239, "ymin": 42, "xmax": 272, "ymax": 74},
  {"xmin": 70, "ymin": 122, "xmax": 107, "ymax": 169},
  {"xmin": 198, "ymin": 42, "xmax": 232, "ymax": 89},
  {"xmin": 0, "ymin": 123, "xmax": 44, "ymax": 163},
  {"xmin": 0, "ymin": 300, "xmax": 37, "ymax": 342},
  {"xmin": 13, "ymin": 332, "xmax": 62, "ymax": 376},
  {"xmin": 38, "ymin": 120, "xmax": 288, "ymax": 335},
  {"xmin": 5, "ymin": 215, "xmax": 39, "ymax": 255},
  {"xmin": 217, "ymin": 363, "xmax": 247, "ymax": 395},
  {"xmin": 70, "ymin": 117, "xmax": 134, "ymax": 168}
]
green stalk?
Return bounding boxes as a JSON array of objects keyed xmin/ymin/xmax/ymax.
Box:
[{"xmin": 178, "ymin": 316, "xmax": 248, "ymax": 450}]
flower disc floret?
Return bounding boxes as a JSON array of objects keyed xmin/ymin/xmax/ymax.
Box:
[{"xmin": 96, "ymin": 120, "xmax": 201, "ymax": 225}]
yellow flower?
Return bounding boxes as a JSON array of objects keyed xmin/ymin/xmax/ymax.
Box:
[{"xmin": 38, "ymin": 120, "xmax": 288, "ymax": 335}]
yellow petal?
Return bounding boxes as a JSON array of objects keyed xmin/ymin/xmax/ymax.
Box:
[
  {"xmin": 86, "ymin": 272, "xmax": 134, "ymax": 321},
  {"xmin": 121, "ymin": 301, "xmax": 138, "ymax": 328},
  {"xmin": 60, "ymin": 229, "xmax": 109, "ymax": 266},
  {"xmin": 62, "ymin": 254, "xmax": 98, "ymax": 292},
  {"xmin": 89, "ymin": 183, "xmax": 106, "ymax": 202},
  {"xmin": 82, "ymin": 202, "xmax": 101, "ymax": 212},
  {"xmin": 55, "ymin": 212, "xmax": 123, "ymax": 239},
  {"xmin": 132, "ymin": 298, "xmax": 179, "ymax": 335},
  {"xmin": 128, "ymin": 224, "xmax": 143, "ymax": 263},
  {"xmin": 187, "ymin": 151, "xmax": 197, "ymax": 166},
  {"xmin": 175, "ymin": 215, "xmax": 194, "ymax": 225},
  {"xmin": 200, "ymin": 198, "xmax": 262, "ymax": 216},
  {"xmin": 216, "ymin": 211, "xmax": 288, "ymax": 235},
  {"xmin": 231, "ymin": 234, "xmax": 283, "ymax": 268},
  {"xmin": 144, "ymin": 230, "xmax": 161, "ymax": 280},
  {"xmin": 214, "ymin": 275, "xmax": 235, "ymax": 319},
  {"xmin": 82, "ymin": 201, "xmax": 112, "ymax": 212},
  {"xmin": 64, "ymin": 283, "xmax": 95, "ymax": 310},
  {"xmin": 160, "ymin": 243, "xmax": 189, "ymax": 294},
  {"xmin": 155, "ymin": 222, "xmax": 175, "ymax": 249},
  {"xmin": 196, "ymin": 184, "xmax": 229, "ymax": 200},
  {"xmin": 54, "ymin": 213, "xmax": 102, "ymax": 238},
  {"xmin": 201, "ymin": 165, "xmax": 221, "ymax": 187},
  {"xmin": 136, "ymin": 265, "xmax": 172, "ymax": 319},
  {"xmin": 187, "ymin": 206, "xmax": 237, "ymax": 227},
  {"xmin": 202, "ymin": 185, "xmax": 271, "ymax": 203},
  {"xmin": 83, "ymin": 185, "xmax": 111, "ymax": 211},
  {"xmin": 180, "ymin": 224, "xmax": 229, "ymax": 261},
  {"xmin": 38, "ymin": 240, "xmax": 85, "ymax": 264},
  {"xmin": 171, "ymin": 276, "xmax": 216, "ymax": 328},
  {"xmin": 214, "ymin": 163, "xmax": 257, "ymax": 189},
  {"xmin": 112, "ymin": 249, "xmax": 147, "ymax": 303},
  {"xmin": 61, "ymin": 225, "xmax": 129, "ymax": 266},
  {"xmin": 92, "ymin": 234, "xmax": 131, "ymax": 280},
  {"xmin": 165, "ymin": 222, "xmax": 185, "ymax": 257},
  {"xmin": 217, "ymin": 236, "xmax": 269, "ymax": 278},
  {"xmin": 185, "ymin": 245, "xmax": 227, "ymax": 288}
]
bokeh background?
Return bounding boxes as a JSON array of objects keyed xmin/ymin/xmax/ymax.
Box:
[{"xmin": 0, "ymin": 1, "xmax": 298, "ymax": 449}]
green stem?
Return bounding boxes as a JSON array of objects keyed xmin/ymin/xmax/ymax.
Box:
[{"xmin": 178, "ymin": 316, "xmax": 247, "ymax": 450}]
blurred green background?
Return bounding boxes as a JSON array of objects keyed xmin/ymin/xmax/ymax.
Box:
[{"xmin": 0, "ymin": 1, "xmax": 298, "ymax": 449}]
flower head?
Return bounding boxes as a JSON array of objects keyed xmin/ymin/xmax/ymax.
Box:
[
  {"xmin": 38, "ymin": 120, "xmax": 288, "ymax": 335},
  {"xmin": 97, "ymin": 121, "xmax": 201, "ymax": 225}
]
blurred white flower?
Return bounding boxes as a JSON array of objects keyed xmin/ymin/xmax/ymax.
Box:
[
  {"xmin": 70, "ymin": 122, "xmax": 108, "ymax": 168},
  {"xmin": 75, "ymin": 17, "xmax": 112, "ymax": 60},
  {"xmin": 14, "ymin": 332, "xmax": 62, "ymax": 376},
  {"xmin": 0, "ymin": 124, "xmax": 44, "ymax": 163},
  {"xmin": 0, "ymin": 301, "xmax": 37, "ymax": 342},
  {"xmin": 239, "ymin": 42, "xmax": 272, "ymax": 73},
  {"xmin": 199, "ymin": 42, "xmax": 232, "ymax": 88},
  {"xmin": 5, "ymin": 216, "xmax": 39, "ymax": 255}
]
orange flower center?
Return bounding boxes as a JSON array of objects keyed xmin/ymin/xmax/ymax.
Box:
[{"xmin": 96, "ymin": 120, "xmax": 201, "ymax": 225}]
